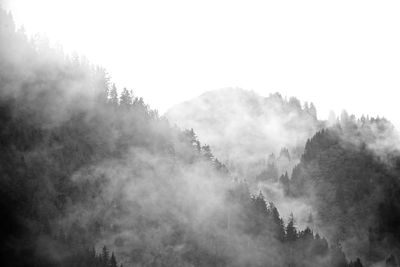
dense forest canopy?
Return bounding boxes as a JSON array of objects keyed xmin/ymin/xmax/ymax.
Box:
[
  {"xmin": 0, "ymin": 7, "xmax": 400, "ymax": 267},
  {"xmin": 285, "ymin": 115, "xmax": 400, "ymax": 265}
]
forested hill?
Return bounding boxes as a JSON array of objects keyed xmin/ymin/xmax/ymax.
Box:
[
  {"xmin": 166, "ymin": 88, "xmax": 322, "ymax": 181},
  {"xmin": 0, "ymin": 8, "xmax": 366, "ymax": 267},
  {"xmin": 284, "ymin": 115, "xmax": 400, "ymax": 266}
]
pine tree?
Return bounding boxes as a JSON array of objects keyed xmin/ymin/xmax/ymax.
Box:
[
  {"xmin": 201, "ymin": 145, "xmax": 214, "ymax": 160},
  {"xmin": 109, "ymin": 83, "xmax": 119, "ymax": 106},
  {"xmin": 184, "ymin": 128, "xmax": 201, "ymax": 151},
  {"xmin": 279, "ymin": 147, "xmax": 291, "ymax": 161},
  {"xmin": 94, "ymin": 67, "xmax": 110, "ymax": 104},
  {"xmin": 269, "ymin": 203, "xmax": 285, "ymax": 241},
  {"xmin": 354, "ymin": 258, "xmax": 363, "ymax": 267},
  {"xmin": 110, "ymin": 252, "xmax": 118, "ymax": 267},
  {"xmin": 101, "ymin": 246, "xmax": 110, "ymax": 266},
  {"xmin": 285, "ymin": 213, "xmax": 297, "ymax": 242},
  {"xmin": 309, "ymin": 102, "xmax": 317, "ymax": 118},
  {"xmin": 279, "ymin": 172, "xmax": 290, "ymax": 195},
  {"xmin": 119, "ymin": 88, "xmax": 132, "ymax": 107}
]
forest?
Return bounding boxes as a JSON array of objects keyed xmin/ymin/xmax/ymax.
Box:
[{"xmin": 0, "ymin": 7, "xmax": 399, "ymax": 267}]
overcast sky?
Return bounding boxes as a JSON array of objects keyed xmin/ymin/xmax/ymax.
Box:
[{"xmin": 4, "ymin": 0, "xmax": 400, "ymax": 127}]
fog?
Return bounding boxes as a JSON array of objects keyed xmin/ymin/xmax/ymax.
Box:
[
  {"xmin": 1, "ymin": 10, "xmax": 328, "ymax": 266},
  {"xmin": 1, "ymin": 2, "xmax": 400, "ymax": 266},
  {"xmin": 166, "ymin": 88, "xmax": 320, "ymax": 178},
  {"xmin": 166, "ymin": 88, "xmax": 321, "ymax": 223},
  {"xmin": 4, "ymin": 0, "xmax": 400, "ymax": 130}
]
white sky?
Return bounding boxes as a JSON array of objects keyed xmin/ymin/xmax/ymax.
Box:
[{"xmin": 4, "ymin": 0, "xmax": 400, "ymax": 127}]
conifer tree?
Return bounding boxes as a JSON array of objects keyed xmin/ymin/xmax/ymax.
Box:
[
  {"xmin": 109, "ymin": 83, "xmax": 119, "ymax": 106},
  {"xmin": 110, "ymin": 252, "xmax": 118, "ymax": 267},
  {"xmin": 119, "ymin": 88, "xmax": 132, "ymax": 107},
  {"xmin": 285, "ymin": 213, "xmax": 297, "ymax": 242},
  {"xmin": 201, "ymin": 145, "xmax": 214, "ymax": 160},
  {"xmin": 309, "ymin": 102, "xmax": 317, "ymax": 118},
  {"xmin": 279, "ymin": 172, "xmax": 290, "ymax": 195},
  {"xmin": 101, "ymin": 246, "xmax": 110, "ymax": 266},
  {"xmin": 94, "ymin": 67, "xmax": 110, "ymax": 104}
]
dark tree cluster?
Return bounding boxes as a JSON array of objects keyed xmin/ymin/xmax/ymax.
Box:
[
  {"xmin": 57, "ymin": 245, "xmax": 122, "ymax": 267},
  {"xmin": 284, "ymin": 114, "xmax": 400, "ymax": 266}
]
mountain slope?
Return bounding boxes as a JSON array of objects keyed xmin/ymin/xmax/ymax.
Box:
[
  {"xmin": 287, "ymin": 116, "xmax": 400, "ymax": 265},
  {"xmin": 0, "ymin": 9, "xmax": 359, "ymax": 267},
  {"xmin": 166, "ymin": 88, "xmax": 322, "ymax": 180}
]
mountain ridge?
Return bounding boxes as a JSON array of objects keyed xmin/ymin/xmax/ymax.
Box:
[{"xmin": 166, "ymin": 87, "xmax": 321, "ymax": 180}]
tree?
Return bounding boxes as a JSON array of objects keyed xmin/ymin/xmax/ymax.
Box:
[
  {"xmin": 299, "ymin": 227, "xmax": 313, "ymax": 240},
  {"xmin": 183, "ymin": 128, "xmax": 201, "ymax": 151},
  {"xmin": 279, "ymin": 172, "xmax": 290, "ymax": 195},
  {"xmin": 353, "ymin": 258, "xmax": 363, "ymax": 267},
  {"xmin": 110, "ymin": 252, "xmax": 118, "ymax": 267},
  {"xmin": 119, "ymin": 88, "xmax": 132, "ymax": 107},
  {"xmin": 94, "ymin": 67, "xmax": 110, "ymax": 104},
  {"xmin": 279, "ymin": 147, "xmax": 291, "ymax": 161},
  {"xmin": 309, "ymin": 102, "xmax": 317, "ymax": 118},
  {"xmin": 101, "ymin": 246, "xmax": 110, "ymax": 266},
  {"xmin": 285, "ymin": 213, "xmax": 297, "ymax": 242},
  {"xmin": 109, "ymin": 83, "xmax": 119, "ymax": 106},
  {"xmin": 269, "ymin": 202, "xmax": 285, "ymax": 241},
  {"xmin": 289, "ymin": 97, "xmax": 301, "ymax": 110},
  {"xmin": 202, "ymin": 144, "xmax": 214, "ymax": 160},
  {"xmin": 303, "ymin": 101, "xmax": 309, "ymax": 111}
]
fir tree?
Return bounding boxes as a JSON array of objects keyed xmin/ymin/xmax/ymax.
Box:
[
  {"xmin": 119, "ymin": 88, "xmax": 132, "ymax": 107},
  {"xmin": 285, "ymin": 213, "xmax": 297, "ymax": 242},
  {"xmin": 109, "ymin": 83, "xmax": 119, "ymax": 106},
  {"xmin": 110, "ymin": 252, "xmax": 118, "ymax": 267}
]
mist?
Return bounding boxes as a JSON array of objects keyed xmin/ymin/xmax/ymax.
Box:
[{"xmin": 1, "ymin": 2, "xmax": 400, "ymax": 267}]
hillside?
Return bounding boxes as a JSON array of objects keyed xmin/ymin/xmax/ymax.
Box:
[
  {"xmin": 0, "ymin": 8, "xmax": 361, "ymax": 267},
  {"xmin": 286, "ymin": 115, "xmax": 400, "ymax": 265},
  {"xmin": 166, "ymin": 88, "xmax": 322, "ymax": 180},
  {"xmin": 165, "ymin": 84, "xmax": 400, "ymax": 266}
]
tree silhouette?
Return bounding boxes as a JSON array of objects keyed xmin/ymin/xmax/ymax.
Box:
[
  {"xmin": 119, "ymin": 88, "xmax": 132, "ymax": 107},
  {"xmin": 285, "ymin": 213, "xmax": 297, "ymax": 242},
  {"xmin": 109, "ymin": 83, "xmax": 119, "ymax": 106}
]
